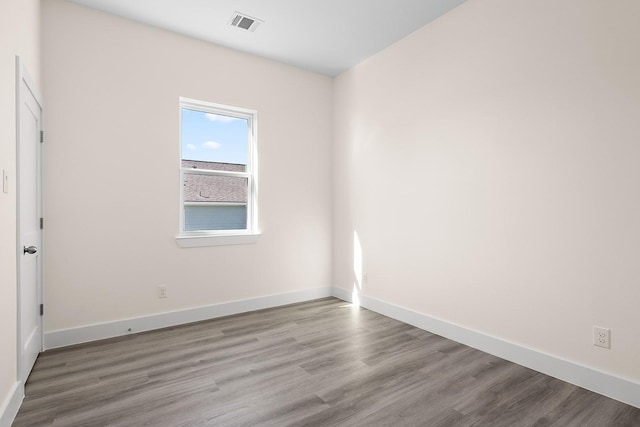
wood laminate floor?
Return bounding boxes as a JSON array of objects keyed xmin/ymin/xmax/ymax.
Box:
[{"xmin": 13, "ymin": 298, "xmax": 640, "ymax": 426}]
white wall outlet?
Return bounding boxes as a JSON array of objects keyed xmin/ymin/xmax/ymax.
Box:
[
  {"xmin": 593, "ymin": 326, "xmax": 610, "ymax": 349},
  {"xmin": 363, "ymin": 272, "xmax": 369, "ymax": 284},
  {"xmin": 158, "ymin": 285, "xmax": 168, "ymax": 299}
]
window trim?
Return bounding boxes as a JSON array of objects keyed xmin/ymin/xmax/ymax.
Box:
[{"xmin": 177, "ymin": 97, "xmax": 259, "ymax": 247}]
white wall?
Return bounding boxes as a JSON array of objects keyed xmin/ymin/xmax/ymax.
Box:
[
  {"xmin": 0, "ymin": 0, "xmax": 40, "ymax": 419},
  {"xmin": 41, "ymin": 0, "xmax": 333, "ymax": 332},
  {"xmin": 333, "ymin": 0, "xmax": 640, "ymax": 383},
  {"xmin": 20, "ymin": 0, "xmax": 640, "ymax": 405}
]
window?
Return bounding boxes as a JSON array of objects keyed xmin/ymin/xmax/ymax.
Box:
[{"xmin": 177, "ymin": 97, "xmax": 259, "ymax": 247}]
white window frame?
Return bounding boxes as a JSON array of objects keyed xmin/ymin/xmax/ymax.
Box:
[{"xmin": 176, "ymin": 97, "xmax": 260, "ymax": 248}]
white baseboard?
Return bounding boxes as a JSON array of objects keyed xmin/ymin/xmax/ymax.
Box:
[
  {"xmin": 331, "ymin": 286, "xmax": 352, "ymax": 302},
  {"xmin": 45, "ymin": 287, "xmax": 332, "ymax": 349},
  {"xmin": 0, "ymin": 381, "xmax": 23, "ymax": 427},
  {"xmin": 42, "ymin": 285, "xmax": 640, "ymax": 410},
  {"xmin": 330, "ymin": 286, "xmax": 640, "ymax": 409}
]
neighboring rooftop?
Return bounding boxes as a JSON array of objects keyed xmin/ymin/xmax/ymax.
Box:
[{"xmin": 182, "ymin": 160, "xmax": 247, "ymax": 204}]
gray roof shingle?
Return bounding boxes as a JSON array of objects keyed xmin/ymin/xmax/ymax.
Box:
[{"xmin": 182, "ymin": 160, "xmax": 247, "ymax": 203}]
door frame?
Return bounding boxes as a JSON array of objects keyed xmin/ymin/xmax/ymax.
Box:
[{"xmin": 15, "ymin": 56, "xmax": 44, "ymax": 383}]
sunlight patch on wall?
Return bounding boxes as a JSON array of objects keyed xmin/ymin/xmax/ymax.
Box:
[{"xmin": 352, "ymin": 230, "xmax": 363, "ymax": 306}]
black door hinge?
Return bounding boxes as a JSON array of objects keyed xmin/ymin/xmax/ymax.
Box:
[
  {"xmin": 40, "ymin": 217, "xmax": 44, "ymax": 230},
  {"xmin": 40, "ymin": 130, "xmax": 44, "ymax": 143},
  {"xmin": 40, "ymin": 304, "xmax": 44, "ymax": 316}
]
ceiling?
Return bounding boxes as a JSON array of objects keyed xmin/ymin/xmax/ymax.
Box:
[{"xmin": 66, "ymin": 0, "xmax": 467, "ymax": 76}]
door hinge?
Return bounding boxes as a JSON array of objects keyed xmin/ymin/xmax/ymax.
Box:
[
  {"xmin": 40, "ymin": 130, "xmax": 44, "ymax": 143},
  {"xmin": 40, "ymin": 217, "xmax": 44, "ymax": 229},
  {"xmin": 40, "ymin": 304, "xmax": 44, "ymax": 316}
]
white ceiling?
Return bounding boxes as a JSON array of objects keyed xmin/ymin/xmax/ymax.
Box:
[{"xmin": 66, "ymin": 0, "xmax": 467, "ymax": 76}]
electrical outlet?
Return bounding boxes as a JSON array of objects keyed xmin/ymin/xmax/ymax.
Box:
[
  {"xmin": 593, "ymin": 326, "xmax": 610, "ymax": 349},
  {"xmin": 158, "ymin": 285, "xmax": 168, "ymax": 299},
  {"xmin": 363, "ymin": 272, "xmax": 369, "ymax": 284}
]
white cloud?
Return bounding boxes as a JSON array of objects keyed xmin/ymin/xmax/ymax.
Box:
[
  {"xmin": 186, "ymin": 144, "xmax": 197, "ymax": 150},
  {"xmin": 202, "ymin": 141, "xmax": 222, "ymax": 149},
  {"xmin": 205, "ymin": 113, "xmax": 239, "ymax": 123}
]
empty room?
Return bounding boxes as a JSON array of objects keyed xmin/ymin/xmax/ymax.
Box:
[{"xmin": 1, "ymin": 0, "xmax": 640, "ymax": 425}]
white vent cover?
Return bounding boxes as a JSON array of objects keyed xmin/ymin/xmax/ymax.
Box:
[{"xmin": 229, "ymin": 12, "xmax": 263, "ymax": 32}]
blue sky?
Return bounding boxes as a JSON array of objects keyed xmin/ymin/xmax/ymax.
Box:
[{"xmin": 181, "ymin": 109, "xmax": 248, "ymax": 165}]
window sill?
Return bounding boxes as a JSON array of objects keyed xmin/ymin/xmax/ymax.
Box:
[{"xmin": 176, "ymin": 232, "xmax": 261, "ymax": 248}]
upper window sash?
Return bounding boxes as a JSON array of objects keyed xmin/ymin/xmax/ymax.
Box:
[{"xmin": 180, "ymin": 97, "xmax": 256, "ymax": 173}]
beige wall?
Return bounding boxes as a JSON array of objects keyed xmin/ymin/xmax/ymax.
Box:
[
  {"xmin": 41, "ymin": 0, "xmax": 333, "ymax": 331},
  {"xmin": 333, "ymin": 0, "xmax": 640, "ymax": 382},
  {"xmin": 6, "ymin": 0, "xmax": 639, "ymax": 415},
  {"xmin": 0, "ymin": 0, "xmax": 40, "ymax": 413}
]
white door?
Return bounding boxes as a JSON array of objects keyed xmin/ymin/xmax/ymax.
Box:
[{"xmin": 17, "ymin": 57, "xmax": 43, "ymax": 382}]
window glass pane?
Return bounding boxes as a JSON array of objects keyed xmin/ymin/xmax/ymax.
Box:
[
  {"xmin": 183, "ymin": 173, "xmax": 248, "ymax": 231},
  {"xmin": 184, "ymin": 205, "xmax": 247, "ymax": 231},
  {"xmin": 181, "ymin": 108, "xmax": 248, "ymax": 172}
]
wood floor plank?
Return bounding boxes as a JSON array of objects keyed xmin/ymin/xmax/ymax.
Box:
[{"xmin": 13, "ymin": 297, "xmax": 640, "ymax": 426}]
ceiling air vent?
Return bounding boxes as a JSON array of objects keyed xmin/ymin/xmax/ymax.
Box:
[{"xmin": 229, "ymin": 12, "xmax": 263, "ymax": 32}]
